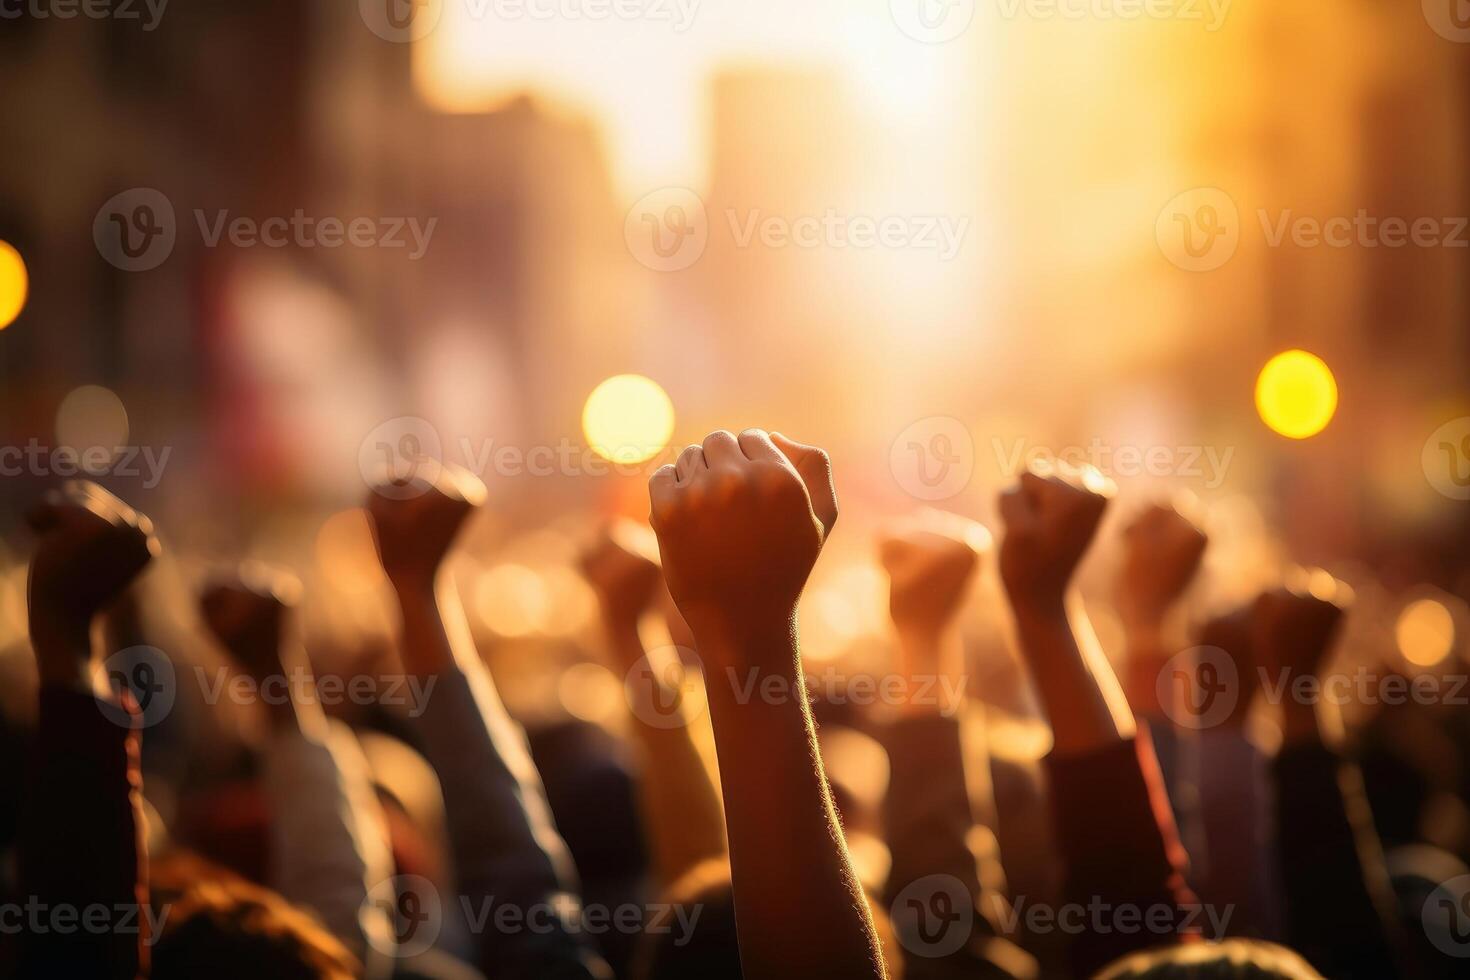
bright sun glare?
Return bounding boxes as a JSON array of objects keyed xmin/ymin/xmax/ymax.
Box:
[{"xmin": 582, "ymin": 374, "xmax": 676, "ymax": 465}]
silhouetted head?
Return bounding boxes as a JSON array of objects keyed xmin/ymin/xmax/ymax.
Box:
[{"xmin": 1096, "ymin": 939, "xmax": 1323, "ymax": 979}]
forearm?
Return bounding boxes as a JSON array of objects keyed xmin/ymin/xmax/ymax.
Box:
[
  {"xmin": 605, "ymin": 620, "xmax": 727, "ymax": 887},
  {"xmin": 19, "ymin": 686, "xmax": 148, "ymax": 980},
  {"xmin": 263, "ymin": 707, "xmax": 395, "ymax": 978},
  {"xmin": 1009, "ymin": 595, "xmax": 1134, "ymax": 757},
  {"xmin": 393, "ymin": 579, "xmax": 607, "ymax": 978},
  {"xmin": 698, "ymin": 616, "xmax": 886, "ymax": 980}
]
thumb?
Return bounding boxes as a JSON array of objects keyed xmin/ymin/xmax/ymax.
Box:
[{"xmin": 770, "ymin": 433, "xmax": 838, "ymax": 536}]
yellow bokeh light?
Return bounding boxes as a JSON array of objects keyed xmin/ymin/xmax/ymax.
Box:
[
  {"xmin": 1255, "ymin": 350, "xmax": 1338, "ymax": 439},
  {"xmin": 1396, "ymin": 598, "xmax": 1455, "ymax": 667},
  {"xmin": 0, "ymin": 241, "xmax": 27, "ymax": 330},
  {"xmin": 582, "ymin": 374, "xmax": 675, "ymax": 466}
]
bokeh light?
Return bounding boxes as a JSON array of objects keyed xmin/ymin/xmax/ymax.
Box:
[
  {"xmin": 1396, "ymin": 598, "xmax": 1456, "ymax": 667},
  {"xmin": 476, "ymin": 563, "xmax": 551, "ymax": 637},
  {"xmin": 1255, "ymin": 350, "xmax": 1338, "ymax": 439},
  {"xmin": 582, "ymin": 375, "xmax": 675, "ymax": 466},
  {"xmin": 55, "ymin": 385, "xmax": 129, "ymax": 470},
  {"xmin": 0, "ymin": 241, "xmax": 26, "ymax": 330},
  {"xmin": 314, "ymin": 509, "xmax": 386, "ymax": 595}
]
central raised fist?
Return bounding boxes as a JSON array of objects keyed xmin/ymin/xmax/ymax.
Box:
[
  {"xmin": 880, "ymin": 511, "xmax": 989, "ymax": 638},
  {"xmin": 648, "ymin": 429, "xmax": 837, "ymax": 632},
  {"xmin": 1117, "ymin": 502, "xmax": 1208, "ymax": 627},
  {"xmin": 997, "ymin": 462, "xmax": 1113, "ymax": 609},
  {"xmin": 28, "ymin": 480, "xmax": 160, "ymax": 627},
  {"xmin": 200, "ymin": 563, "xmax": 302, "ymax": 679},
  {"xmin": 365, "ymin": 463, "xmax": 486, "ymax": 586}
]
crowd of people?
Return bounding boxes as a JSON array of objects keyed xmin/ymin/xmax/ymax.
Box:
[{"xmin": 0, "ymin": 427, "xmax": 1466, "ymax": 979}]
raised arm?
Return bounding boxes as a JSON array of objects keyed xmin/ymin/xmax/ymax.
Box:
[
  {"xmin": 19, "ymin": 481, "xmax": 159, "ymax": 980},
  {"xmin": 200, "ymin": 565, "xmax": 395, "ymax": 978},
  {"xmin": 580, "ymin": 520, "xmax": 727, "ymax": 888},
  {"xmin": 649, "ymin": 429, "xmax": 887, "ymax": 979},
  {"xmin": 996, "ymin": 466, "xmax": 1195, "ymax": 977},
  {"xmin": 879, "ymin": 514, "xmax": 1033, "ymax": 978},
  {"xmin": 1254, "ymin": 580, "xmax": 1408, "ymax": 978},
  {"xmin": 365, "ymin": 467, "xmax": 611, "ymax": 980}
]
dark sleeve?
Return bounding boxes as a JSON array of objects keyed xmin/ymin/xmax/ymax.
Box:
[
  {"xmin": 883, "ymin": 713, "xmax": 1033, "ymax": 979},
  {"xmin": 17, "ymin": 688, "xmax": 147, "ymax": 980},
  {"xmin": 1043, "ymin": 728, "xmax": 1197, "ymax": 977},
  {"xmin": 412, "ymin": 667, "xmax": 611, "ymax": 980},
  {"xmin": 1271, "ymin": 738, "xmax": 1406, "ymax": 979}
]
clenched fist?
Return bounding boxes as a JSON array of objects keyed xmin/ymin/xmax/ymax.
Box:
[
  {"xmin": 200, "ymin": 563, "xmax": 301, "ymax": 680},
  {"xmin": 580, "ymin": 520, "xmax": 663, "ymax": 636},
  {"xmin": 365, "ymin": 464, "xmax": 485, "ymax": 588},
  {"xmin": 997, "ymin": 463, "xmax": 1113, "ymax": 611},
  {"xmin": 28, "ymin": 481, "xmax": 160, "ymax": 630},
  {"xmin": 879, "ymin": 511, "xmax": 990, "ymax": 640},
  {"xmin": 648, "ymin": 429, "xmax": 837, "ymax": 635},
  {"xmin": 1252, "ymin": 573, "xmax": 1349, "ymax": 679},
  {"xmin": 1117, "ymin": 502, "xmax": 1208, "ymax": 629}
]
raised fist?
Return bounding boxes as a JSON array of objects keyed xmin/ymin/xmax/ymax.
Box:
[
  {"xmin": 365, "ymin": 463, "xmax": 485, "ymax": 586},
  {"xmin": 28, "ymin": 481, "xmax": 160, "ymax": 630},
  {"xmin": 1252, "ymin": 572, "xmax": 1349, "ymax": 679},
  {"xmin": 649, "ymin": 429, "xmax": 837, "ymax": 634},
  {"xmin": 997, "ymin": 462, "xmax": 1113, "ymax": 610},
  {"xmin": 879, "ymin": 511, "xmax": 990, "ymax": 638},
  {"xmin": 580, "ymin": 519, "xmax": 663, "ymax": 633},
  {"xmin": 1117, "ymin": 502, "xmax": 1208, "ymax": 628},
  {"xmin": 200, "ymin": 563, "xmax": 301, "ymax": 679}
]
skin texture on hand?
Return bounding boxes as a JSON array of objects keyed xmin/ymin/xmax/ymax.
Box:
[
  {"xmin": 27, "ymin": 480, "xmax": 161, "ymax": 692},
  {"xmin": 648, "ymin": 428, "xmax": 886, "ymax": 980},
  {"xmin": 997, "ymin": 464, "xmax": 1135, "ymax": 758}
]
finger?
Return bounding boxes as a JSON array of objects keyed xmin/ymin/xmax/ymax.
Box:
[
  {"xmin": 649, "ymin": 464, "xmax": 679, "ymax": 523},
  {"xmin": 441, "ymin": 463, "xmax": 487, "ymax": 508},
  {"xmin": 736, "ymin": 428, "xmax": 785, "ymax": 463},
  {"xmin": 770, "ymin": 433, "xmax": 838, "ymax": 534},
  {"xmin": 701, "ymin": 429, "xmax": 743, "ymax": 469},
  {"xmin": 674, "ymin": 445, "xmax": 706, "ymax": 484}
]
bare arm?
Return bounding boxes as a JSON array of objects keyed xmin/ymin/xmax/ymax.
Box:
[{"xmin": 650, "ymin": 429, "xmax": 886, "ymax": 979}]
